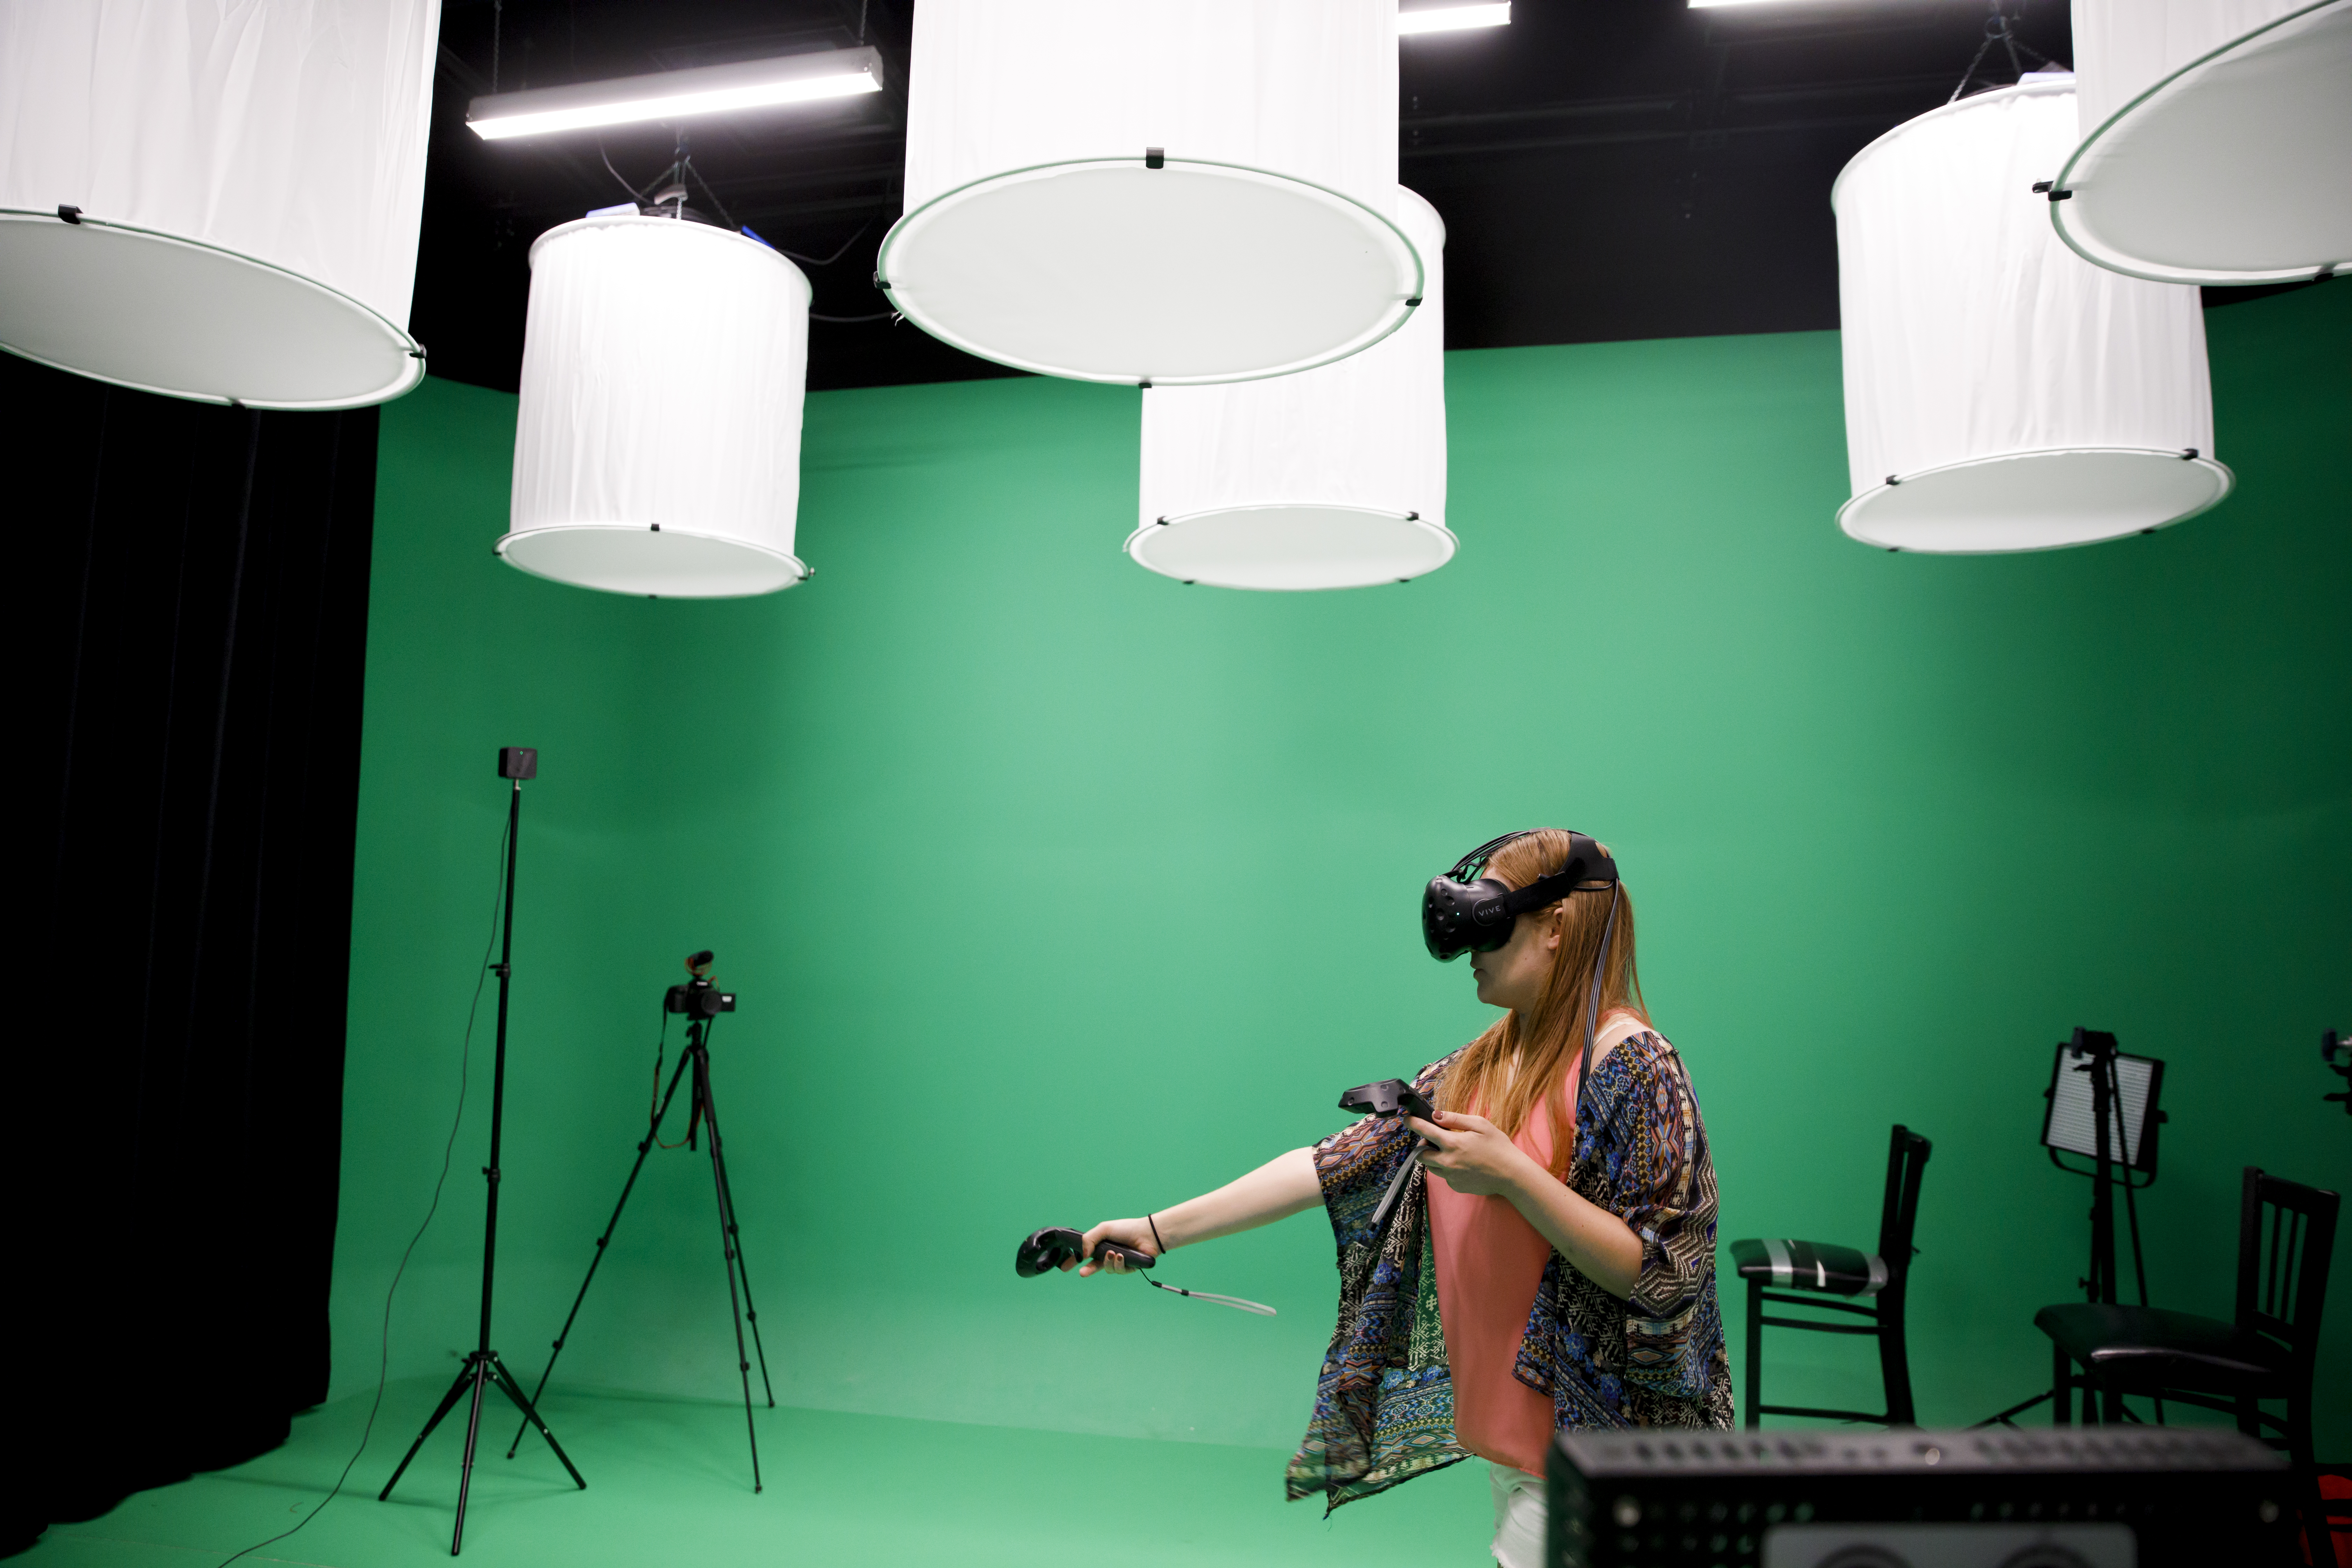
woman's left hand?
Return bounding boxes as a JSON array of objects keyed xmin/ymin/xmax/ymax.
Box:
[{"xmin": 1408, "ymin": 1110, "xmax": 1538, "ymax": 1199}]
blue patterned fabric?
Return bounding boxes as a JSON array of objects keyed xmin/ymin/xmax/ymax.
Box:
[
  {"xmin": 1284, "ymin": 1031, "xmax": 1731, "ymax": 1511},
  {"xmin": 1516, "ymin": 1031, "xmax": 1733, "ymax": 1431}
]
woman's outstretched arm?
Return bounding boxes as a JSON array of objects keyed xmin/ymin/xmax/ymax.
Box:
[{"xmin": 1073, "ymin": 1147, "xmax": 1322, "ymax": 1276}]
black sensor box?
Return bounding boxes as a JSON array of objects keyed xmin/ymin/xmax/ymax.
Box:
[{"xmin": 1548, "ymin": 1426, "xmax": 2294, "ymax": 1567}]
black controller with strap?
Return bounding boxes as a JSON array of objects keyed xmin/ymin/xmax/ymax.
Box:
[{"xmin": 1013, "ymin": 1226, "xmax": 1275, "ymax": 1315}]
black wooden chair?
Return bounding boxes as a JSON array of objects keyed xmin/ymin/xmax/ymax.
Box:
[
  {"xmin": 2037, "ymin": 1166, "xmax": 2339, "ymax": 1568},
  {"xmin": 1730, "ymin": 1124, "xmax": 1932, "ymax": 1429}
]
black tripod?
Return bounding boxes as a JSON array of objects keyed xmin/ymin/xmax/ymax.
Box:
[
  {"xmin": 380, "ymin": 756, "xmax": 585, "ymax": 1554},
  {"xmin": 506, "ymin": 997, "xmax": 774, "ymax": 1490}
]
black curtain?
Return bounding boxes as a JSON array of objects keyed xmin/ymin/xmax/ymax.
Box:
[{"xmin": 5, "ymin": 352, "xmax": 377, "ymax": 1554}]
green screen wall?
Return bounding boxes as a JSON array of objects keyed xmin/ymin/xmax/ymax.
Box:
[{"xmin": 338, "ymin": 283, "xmax": 2350, "ymax": 1462}]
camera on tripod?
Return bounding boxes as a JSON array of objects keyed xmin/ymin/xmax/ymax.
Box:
[
  {"xmin": 665, "ymin": 949, "xmax": 736, "ymax": 1018},
  {"xmin": 513, "ymin": 944, "xmax": 774, "ymax": 1495}
]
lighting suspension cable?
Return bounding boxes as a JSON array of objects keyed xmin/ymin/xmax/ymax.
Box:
[
  {"xmin": 593, "ymin": 143, "xmax": 893, "ymax": 323},
  {"xmin": 598, "ymin": 135, "xmax": 656, "ymax": 205},
  {"xmin": 1949, "ymin": 0, "xmax": 2063, "ymax": 102}
]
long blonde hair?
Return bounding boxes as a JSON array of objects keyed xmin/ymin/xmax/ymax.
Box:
[{"xmin": 1435, "ymin": 829, "xmax": 1646, "ymax": 1177}]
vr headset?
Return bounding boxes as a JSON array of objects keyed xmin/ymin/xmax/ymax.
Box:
[{"xmin": 1421, "ymin": 830, "xmax": 1618, "ymax": 961}]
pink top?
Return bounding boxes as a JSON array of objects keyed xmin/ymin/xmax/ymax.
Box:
[{"xmin": 1427, "ymin": 1012, "xmax": 1647, "ymax": 1475}]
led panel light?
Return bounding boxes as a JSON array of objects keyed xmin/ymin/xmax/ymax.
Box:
[
  {"xmin": 1398, "ymin": 4, "xmax": 1511, "ymax": 33},
  {"xmin": 467, "ymin": 49, "xmax": 883, "ymax": 141}
]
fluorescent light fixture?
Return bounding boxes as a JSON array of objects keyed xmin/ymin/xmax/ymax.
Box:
[
  {"xmin": 1688, "ymin": 0, "xmax": 1926, "ymax": 8},
  {"xmin": 468, "ymin": 48, "xmax": 883, "ymax": 140},
  {"xmin": 1398, "ymin": 4, "xmax": 1511, "ymax": 35}
]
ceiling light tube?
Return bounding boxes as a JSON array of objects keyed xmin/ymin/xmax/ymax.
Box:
[
  {"xmin": 1687, "ymin": 0, "xmax": 1930, "ymax": 8},
  {"xmin": 467, "ymin": 48, "xmax": 883, "ymax": 140},
  {"xmin": 1398, "ymin": 4, "xmax": 1511, "ymax": 35}
]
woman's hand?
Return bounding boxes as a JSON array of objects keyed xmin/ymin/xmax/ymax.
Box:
[
  {"xmin": 1070, "ymin": 1217, "xmax": 1160, "ymax": 1276},
  {"xmin": 1415, "ymin": 1110, "xmax": 1644, "ymax": 1300},
  {"xmin": 1409, "ymin": 1110, "xmax": 1541, "ymax": 1199}
]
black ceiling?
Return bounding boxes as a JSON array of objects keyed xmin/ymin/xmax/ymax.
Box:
[{"xmin": 411, "ymin": 0, "xmax": 2077, "ymax": 395}]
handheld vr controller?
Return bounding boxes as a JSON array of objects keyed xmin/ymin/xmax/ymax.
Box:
[
  {"xmin": 1338, "ymin": 1079, "xmax": 1439, "ymax": 1124},
  {"xmin": 1015, "ymin": 1227, "xmax": 1154, "ymax": 1276},
  {"xmin": 1014, "ymin": 1226, "xmax": 1275, "ymax": 1316},
  {"xmin": 1341, "ymin": 1079, "xmax": 1444, "ymax": 1241}
]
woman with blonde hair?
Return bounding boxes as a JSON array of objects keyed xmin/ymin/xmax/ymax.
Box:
[{"xmin": 1064, "ymin": 829, "xmax": 1730, "ymax": 1567}]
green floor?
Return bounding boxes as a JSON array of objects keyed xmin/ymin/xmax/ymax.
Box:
[{"xmin": 24, "ymin": 1379, "xmax": 1493, "ymax": 1567}]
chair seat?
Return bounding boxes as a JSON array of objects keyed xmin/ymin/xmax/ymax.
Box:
[
  {"xmin": 1729, "ymin": 1236, "xmax": 1888, "ymax": 1297},
  {"xmin": 2035, "ymin": 1302, "xmax": 2291, "ymax": 1398}
]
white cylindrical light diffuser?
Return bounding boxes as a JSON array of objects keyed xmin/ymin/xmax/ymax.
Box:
[
  {"xmin": 879, "ymin": 0, "xmax": 1421, "ymax": 386},
  {"xmin": 2057, "ymin": 0, "xmax": 2351, "ymax": 285},
  {"xmin": 1131, "ymin": 188, "xmax": 1451, "ymax": 590},
  {"xmin": 499, "ymin": 217, "xmax": 812, "ymax": 597},
  {"xmin": 0, "ymin": 0, "xmax": 438, "ymax": 408},
  {"xmin": 1834, "ymin": 79, "xmax": 2231, "ymax": 553}
]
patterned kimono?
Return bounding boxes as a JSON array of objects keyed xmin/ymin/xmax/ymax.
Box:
[{"xmin": 1285, "ymin": 1030, "xmax": 1732, "ymax": 1509}]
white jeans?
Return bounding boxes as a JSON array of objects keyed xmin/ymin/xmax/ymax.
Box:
[{"xmin": 1489, "ymin": 1463, "xmax": 1546, "ymax": 1568}]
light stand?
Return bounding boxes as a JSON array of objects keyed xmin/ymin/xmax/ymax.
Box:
[
  {"xmin": 379, "ymin": 748, "xmax": 584, "ymax": 1554},
  {"xmin": 1979, "ymin": 1026, "xmax": 2166, "ymax": 1429},
  {"xmin": 505, "ymin": 965, "xmax": 773, "ymax": 1490},
  {"xmin": 2072, "ymin": 1028, "xmax": 2129, "ymax": 1307}
]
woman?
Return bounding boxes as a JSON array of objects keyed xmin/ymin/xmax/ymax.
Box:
[{"xmin": 1068, "ymin": 829, "xmax": 1730, "ymax": 1567}]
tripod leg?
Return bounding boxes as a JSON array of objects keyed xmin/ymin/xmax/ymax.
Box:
[
  {"xmin": 448, "ymin": 1354, "xmax": 495, "ymax": 1554},
  {"xmin": 698, "ymin": 1062, "xmax": 763, "ymax": 1493},
  {"xmin": 699, "ymin": 1080, "xmax": 775, "ymax": 1407},
  {"xmin": 488, "ymin": 1352, "xmax": 586, "ymax": 1490},
  {"xmin": 380, "ymin": 1359, "xmax": 481, "ymax": 1502},
  {"xmin": 507, "ymin": 1049, "xmax": 696, "ymax": 1457}
]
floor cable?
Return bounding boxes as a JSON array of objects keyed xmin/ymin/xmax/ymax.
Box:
[{"xmin": 215, "ymin": 813, "xmax": 511, "ymax": 1566}]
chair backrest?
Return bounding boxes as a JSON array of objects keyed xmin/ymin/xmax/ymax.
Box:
[
  {"xmin": 2235, "ymin": 1166, "xmax": 2340, "ymax": 1373},
  {"xmin": 1875, "ymin": 1124, "xmax": 1933, "ymax": 1285}
]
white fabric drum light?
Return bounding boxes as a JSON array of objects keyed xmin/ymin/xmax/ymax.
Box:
[
  {"xmin": 498, "ymin": 216, "xmax": 812, "ymax": 597},
  {"xmin": 879, "ymin": 0, "xmax": 1421, "ymax": 385},
  {"xmin": 2056, "ymin": 0, "xmax": 2352, "ymax": 285},
  {"xmin": 1130, "ymin": 188, "xmax": 1451, "ymax": 590},
  {"xmin": 0, "ymin": 0, "xmax": 438, "ymax": 408},
  {"xmin": 1834, "ymin": 78, "xmax": 2231, "ymax": 553}
]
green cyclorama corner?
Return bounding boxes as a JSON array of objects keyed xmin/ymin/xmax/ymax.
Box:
[{"xmin": 338, "ymin": 284, "xmax": 2350, "ymax": 1457}]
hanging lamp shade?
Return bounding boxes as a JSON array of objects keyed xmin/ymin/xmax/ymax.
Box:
[
  {"xmin": 1834, "ymin": 78, "xmax": 2231, "ymax": 554},
  {"xmin": 877, "ymin": 0, "xmax": 1421, "ymax": 386},
  {"xmin": 498, "ymin": 216, "xmax": 812, "ymax": 598},
  {"xmin": 2056, "ymin": 0, "xmax": 2352, "ymax": 285},
  {"xmin": 0, "ymin": 0, "xmax": 437, "ymax": 409},
  {"xmin": 1129, "ymin": 188, "xmax": 1451, "ymax": 590}
]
